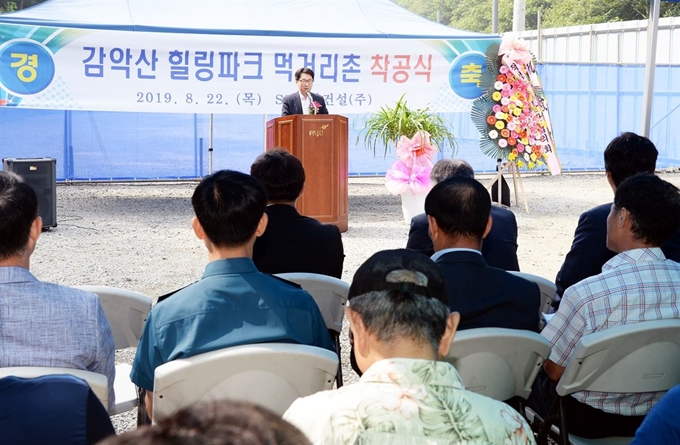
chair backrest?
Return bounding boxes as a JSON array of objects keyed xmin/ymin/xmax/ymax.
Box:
[
  {"xmin": 445, "ymin": 327, "xmax": 552, "ymax": 401},
  {"xmin": 274, "ymin": 273, "xmax": 348, "ymax": 334},
  {"xmin": 556, "ymin": 319, "xmax": 680, "ymax": 396},
  {"xmin": 76, "ymin": 285, "xmax": 152, "ymax": 350},
  {"xmin": 0, "ymin": 374, "xmax": 114, "ymax": 445},
  {"xmin": 508, "ymin": 271, "xmax": 556, "ymax": 328},
  {"xmin": 152, "ymin": 343, "xmax": 339, "ymax": 422},
  {"xmin": 0, "ymin": 366, "xmax": 109, "ymax": 409}
]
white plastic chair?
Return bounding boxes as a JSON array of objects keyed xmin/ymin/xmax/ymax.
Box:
[
  {"xmin": 0, "ymin": 366, "xmax": 109, "ymax": 410},
  {"xmin": 76, "ymin": 285, "xmax": 152, "ymax": 415},
  {"xmin": 445, "ymin": 328, "xmax": 551, "ymax": 403},
  {"xmin": 536, "ymin": 319, "xmax": 680, "ymax": 445},
  {"xmin": 275, "ymin": 272, "xmax": 348, "ymax": 385},
  {"xmin": 508, "ymin": 271, "xmax": 556, "ymax": 329},
  {"xmin": 76, "ymin": 285, "xmax": 152, "ymax": 350},
  {"xmin": 152, "ymin": 343, "xmax": 338, "ymax": 423}
]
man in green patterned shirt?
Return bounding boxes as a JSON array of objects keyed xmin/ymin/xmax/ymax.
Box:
[{"xmin": 284, "ymin": 249, "xmax": 535, "ymax": 445}]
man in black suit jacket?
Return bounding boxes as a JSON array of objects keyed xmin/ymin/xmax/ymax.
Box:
[
  {"xmin": 281, "ymin": 67, "xmax": 329, "ymax": 116},
  {"xmin": 406, "ymin": 159, "xmax": 520, "ymax": 271},
  {"xmin": 427, "ymin": 176, "xmax": 540, "ymax": 332},
  {"xmin": 554, "ymin": 132, "xmax": 680, "ymax": 304},
  {"xmin": 251, "ymin": 149, "xmax": 343, "ymax": 278}
]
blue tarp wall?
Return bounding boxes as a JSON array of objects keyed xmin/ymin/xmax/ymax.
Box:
[{"xmin": 1, "ymin": 62, "xmax": 679, "ymax": 180}]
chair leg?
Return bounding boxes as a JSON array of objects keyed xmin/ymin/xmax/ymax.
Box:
[
  {"xmin": 558, "ymin": 397, "xmax": 569, "ymax": 445},
  {"xmin": 536, "ymin": 395, "xmax": 561, "ymax": 445},
  {"xmin": 517, "ymin": 398, "xmax": 527, "ymax": 420},
  {"xmin": 334, "ymin": 332, "xmax": 343, "ymax": 388},
  {"xmin": 137, "ymin": 387, "xmax": 151, "ymax": 426}
]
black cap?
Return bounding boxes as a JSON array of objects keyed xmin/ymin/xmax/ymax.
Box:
[{"xmin": 348, "ymin": 249, "xmax": 448, "ymax": 305}]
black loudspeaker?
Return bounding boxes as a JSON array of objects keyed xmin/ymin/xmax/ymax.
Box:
[{"xmin": 2, "ymin": 158, "xmax": 57, "ymax": 229}]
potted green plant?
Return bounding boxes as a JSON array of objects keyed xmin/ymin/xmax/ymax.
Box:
[
  {"xmin": 360, "ymin": 94, "xmax": 456, "ymax": 157},
  {"xmin": 359, "ymin": 94, "xmax": 456, "ymax": 222}
]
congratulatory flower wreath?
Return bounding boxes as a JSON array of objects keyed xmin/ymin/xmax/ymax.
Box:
[{"xmin": 471, "ymin": 35, "xmax": 560, "ymax": 174}]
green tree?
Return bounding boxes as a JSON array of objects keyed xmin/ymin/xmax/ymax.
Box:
[
  {"xmin": 0, "ymin": 1, "xmax": 17, "ymax": 13},
  {"xmin": 543, "ymin": 0, "xmax": 680, "ymax": 27},
  {"xmin": 394, "ymin": 0, "xmax": 456, "ymax": 25},
  {"xmin": 395, "ymin": 0, "xmax": 680, "ymax": 32},
  {"xmin": 0, "ymin": 0, "xmax": 45, "ymax": 12}
]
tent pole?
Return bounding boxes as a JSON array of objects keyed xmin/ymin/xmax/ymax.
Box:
[
  {"xmin": 492, "ymin": 0, "xmax": 499, "ymax": 33},
  {"xmin": 513, "ymin": 0, "xmax": 526, "ymax": 32},
  {"xmin": 641, "ymin": 0, "xmax": 660, "ymax": 137},
  {"xmin": 209, "ymin": 113, "xmax": 214, "ymax": 174},
  {"xmin": 537, "ymin": 10, "xmax": 542, "ymax": 63}
]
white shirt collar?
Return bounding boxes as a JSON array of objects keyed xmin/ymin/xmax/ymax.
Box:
[{"xmin": 430, "ymin": 247, "xmax": 481, "ymax": 262}]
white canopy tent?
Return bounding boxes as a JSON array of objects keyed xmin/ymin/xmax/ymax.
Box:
[
  {"xmin": 0, "ymin": 0, "xmax": 496, "ymax": 115},
  {"xmin": 0, "ymin": 0, "xmax": 486, "ymax": 39},
  {"xmin": 0, "ymin": 0, "xmax": 499, "ymax": 179}
]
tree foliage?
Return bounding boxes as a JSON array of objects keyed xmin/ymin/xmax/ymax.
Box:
[
  {"xmin": 0, "ymin": 0, "xmax": 46, "ymax": 13},
  {"xmin": 394, "ymin": 0, "xmax": 680, "ymax": 33}
]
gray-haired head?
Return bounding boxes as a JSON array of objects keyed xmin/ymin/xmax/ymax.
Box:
[
  {"xmin": 348, "ymin": 249, "xmax": 450, "ymax": 352},
  {"xmin": 430, "ymin": 159, "xmax": 475, "ymax": 184}
]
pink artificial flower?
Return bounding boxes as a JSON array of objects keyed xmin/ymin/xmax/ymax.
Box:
[
  {"xmin": 385, "ymin": 160, "xmax": 432, "ymax": 195},
  {"xmin": 396, "ymin": 131, "xmax": 437, "ymax": 165},
  {"xmin": 499, "ymin": 34, "xmax": 533, "ymax": 65},
  {"xmin": 309, "ymin": 101, "xmax": 322, "ymax": 114},
  {"xmin": 411, "ymin": 131, "xmax": 436, "ymax": 160}
]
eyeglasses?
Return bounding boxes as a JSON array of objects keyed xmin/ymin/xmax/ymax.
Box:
[{"xmin": 298, "ymin": 79, "xmax": 314, "ymax": 84}]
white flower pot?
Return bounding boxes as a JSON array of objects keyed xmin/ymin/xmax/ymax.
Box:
[{"xmin": 400, "ymin": 190, "xmax": 428, "ymax": 223}]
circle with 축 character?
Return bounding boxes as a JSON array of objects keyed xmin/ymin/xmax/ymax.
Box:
[
  {"xmin": 0, "ymin": 40, "xmax": 55, "ymax": 96},
  {"xmin": 448, "ymin": 51, "xmax": 486, "ymax": 100}
]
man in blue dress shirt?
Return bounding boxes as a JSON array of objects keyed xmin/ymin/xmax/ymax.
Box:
[
  {"xmin": 0, "ymin": 171, "xmax": 115, "ymax": 411},
  {"xmin": 130, "ymin": 170, "xmax": 334, "ymax": 418}
]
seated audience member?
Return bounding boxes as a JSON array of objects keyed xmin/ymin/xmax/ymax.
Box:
[
  {"xmin": 284, "ymin": 249, "xmax": 535, "ymax": 445},
  {"xmin": 407, "ymin": 158, "xmax": 520, "ymax": 271},
  {"xmin": 632, "ymin": 385, "xmax": 680, "ymax": 445},
  {"xmin": 0, "ymin": 171, "xmax": 115, "ymax": 410},
  {"xmin": 426, "ymin": 176, "xmax": 540, "ymax": 332},
  {"xmin": 130, "ymin": 170, "xmax": 334, "ymax": 418},
  {"xmin": 99, "ymin": 400, "xmax": 310, "ymax": 445},
  {"xmin": 251, "ymin": 149, "xmax": 344, "ymax": 278},
  {"xmin": 554, "ymin": 132, "xmax": 680, "ymax": 304},
  {"xmin": 0, "ymin": 374, "xmax": 114, "ymax": 445},
  {"xmin": 529, "ymin": 173, "xmax": 680, "ymax": 438}
]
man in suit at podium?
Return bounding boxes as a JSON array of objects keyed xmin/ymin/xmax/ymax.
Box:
[
  {"xmin": 251, "ymin": 149, "xmax": 344, "ymax": 278},
  {"xmin": 281, "ymin": 68, "xmax": 329, "ymax": 116}
]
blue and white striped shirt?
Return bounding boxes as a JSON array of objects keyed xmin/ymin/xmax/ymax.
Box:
[{"xmin": 0, "ymin": 267, "xmax": 115, "ymax": 410}]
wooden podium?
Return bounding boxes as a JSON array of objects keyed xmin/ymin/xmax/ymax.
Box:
[{"xmin": 265, "ymin": 115, "xmax": 348, "ymax": 232}]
